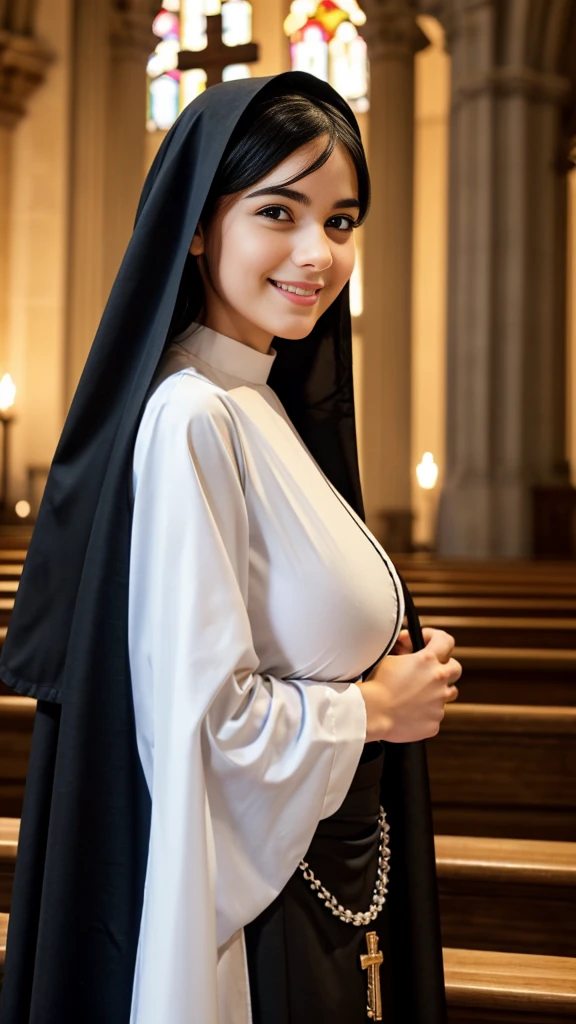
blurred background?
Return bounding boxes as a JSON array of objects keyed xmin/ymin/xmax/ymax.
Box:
[
  {"xmin": 0, "ymin": 0, "xmax": 575, "ymax": 558},
  {"xmin": 1, "ymin": 5, "xmax": 576, "ymax": 1015}
]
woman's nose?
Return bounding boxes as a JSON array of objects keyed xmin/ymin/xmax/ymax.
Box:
[{"xmin": 292, "ymin": 226, "xmax": 333, "ymax": 270}]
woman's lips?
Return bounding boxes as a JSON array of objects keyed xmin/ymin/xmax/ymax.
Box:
[{"xmin": 268, "ymin": 280, "xmax": 320, "ymax": 306}]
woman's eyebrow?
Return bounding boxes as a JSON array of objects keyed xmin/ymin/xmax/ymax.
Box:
[{"xmin": 244, "ymin": 185, "xmax": 360, "ymax": 211}]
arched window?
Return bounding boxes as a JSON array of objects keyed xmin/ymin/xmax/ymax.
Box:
[
  {"xmin": 147, "ymin": 1, "xmax": 253, "ymax": 133},
  {"xmin": 283, "ymin": 1, "xmax": 369, "ymax": 113},
  {"xmin": 147, "ymin": 2, "xmax": 182, "ymax": 132}
]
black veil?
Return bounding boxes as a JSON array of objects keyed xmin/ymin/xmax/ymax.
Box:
[{"xmin": 0, "ymin": 71, "xmax": 445, "ymax": 1023}]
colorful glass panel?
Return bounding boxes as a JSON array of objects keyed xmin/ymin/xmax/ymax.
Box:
[
  {"xmin": 283, "ymin": 1, "xmax": 369, "ymax": 113},
  {"xmin": 148, "ymin": 1, "xmax": 253, "ymax": 132}
]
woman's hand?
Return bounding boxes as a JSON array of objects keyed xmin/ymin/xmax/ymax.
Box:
[
  {"xmin": 390, "ymin": 626, "xmax": 443, "ymax": 656},
  {"xmin": 390, "ymin": 628, "xmax": 413, "ymax": 656},
  {"xmin": 358, "ymin": 628, "xmax": 462, "ymax": 743}
]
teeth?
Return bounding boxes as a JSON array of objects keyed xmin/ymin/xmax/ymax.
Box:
[{"xmin": 272, "ymin": 281, "xmax": 316, "ymax": 296}]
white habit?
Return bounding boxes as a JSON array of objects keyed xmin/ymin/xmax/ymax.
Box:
[{"xmin": 127, "ymin": 321, "xmax": 404, "ymax": 1023}]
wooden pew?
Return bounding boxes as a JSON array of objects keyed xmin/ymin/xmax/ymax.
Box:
[
  {"xmin": 416, "ymin": 596, "xmax": 576, "ymax": 618},
  {"xmin": 0, "ymin": 819, "xmax": 18, "ymax": 913},
  {"xmin": 401, "ymin": 566, "xmax": 576, "ymax": 584},
  {"xmin": 0, "ymin": 567, "xmax": 22, "ymax": 580},
  {"xmin": 444, "ymin": 947, "xmax": 576, "ymax": 1022},
  {"xmin": 394, "ymin": 556, "xmax": 576, "ymax": 578},
  {"xmin": 2, "ymin": 910, "xmax": 576, "ymax": 1019},
  {"xmin": 453, "ymin": 648, "xmax": 576, "ymax": 706},
  {"xmin": 2, "ymin": 698, "xmax": 575, "ymax": 837},
  {"xmin": 420, "ymin": 616, "xmax": 576, "ymax": 650},
  {"xmin": 0, "ymin": 911, "xmax": 6, "ymax": 985},
  {"xmin": 435, "ymin": 835, "xmax": 576, "ymax": 957},
  {"xmin": 428, "ymin": 704, "xmax": 576, "ymax": 842},
  {"xmin": 0, "ymin": 698, "xmax": 35, "ymax": 817},
  {"xmin": 410, "ymin": 580, "xmax": 576, "ymax": 598},
  {"xmin": 3, "ymin": 819, "xmax": 574, "ymax": 957}
]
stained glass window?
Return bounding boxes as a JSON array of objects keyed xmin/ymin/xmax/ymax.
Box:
[
  {"xmin": 147, "ymin": 1, "xmax": 253, "ymax": 133},
  {"xmin": 283, "ymin": 1, "xmax": 369, "ymax": 113}
]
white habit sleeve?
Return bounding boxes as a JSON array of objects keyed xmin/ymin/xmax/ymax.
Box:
[{"xmin": 128, "ymin": 375, "xmax": 367, "ymax": 1024}]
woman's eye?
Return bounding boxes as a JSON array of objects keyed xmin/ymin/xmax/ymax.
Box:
[{"xmin": 257, "ymin": 206, "xmax": 356, "ymax": 232}]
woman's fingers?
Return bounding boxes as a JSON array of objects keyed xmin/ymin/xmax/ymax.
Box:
[
  {"xmin": 391, "ymin": 629, "xmax": 413, "ymax": 655},
  {"xmin": 423, "ymin": 628, "xmax": 456, "ymax": 664},
  {"xmin": 444, "ymin": 685, "xmax": 459, "ymax": 703}
]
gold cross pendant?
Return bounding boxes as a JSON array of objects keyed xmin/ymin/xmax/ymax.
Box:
[{"xmin": 360, "ymin": 930, "xmax": 384, "ymax": 1020}]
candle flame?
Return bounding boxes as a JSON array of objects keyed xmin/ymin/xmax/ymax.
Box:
[
  {"xmin": 416, "ymin": 452, "xmax": 439, "ymax": 490},
  {"xmin": 0, "ymin": 374, "xmax": 16, "ymax": 413}
]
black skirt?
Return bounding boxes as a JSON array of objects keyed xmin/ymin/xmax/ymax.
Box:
[{"xmin": 244, "ymin": 743, "xmax": 393, "ymax": 1022}]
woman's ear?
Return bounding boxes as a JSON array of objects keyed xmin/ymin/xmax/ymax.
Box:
[{"xmin": 190, "ymin": 224, "xmax": 204, "ymax": 257}]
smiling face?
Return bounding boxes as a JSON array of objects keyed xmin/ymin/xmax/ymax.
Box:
[{"xmin": 189, "ymin": 135, "xmax": 360, "ymax": 354}]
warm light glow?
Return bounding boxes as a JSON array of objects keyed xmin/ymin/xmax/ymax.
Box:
[
  {"xmin": 147, "ymin": 39, "xmax": 180, "ymax": 78},
  {"xmin": 284, "ymin": 11, "xmax": 308, "ymax": 34},
  {"xmin": 416, "ymin": 452, "xmax": 439, "ymax": 490},
  {"xmin": 180, "ymin": 67, "xmax": 207, "ymax": 106},
  {"xmin": 153, "ymin": 10, "xmax": 180, "ymax": 38},
  {"xmin": 350, "ymin": 254, "xmax": 363, "ymax": 317},
  {"xmin": 292, "ymin": 0, "xmax": 316, "ymax": 15},
  {"xmin": 15, "ymin": 500, "xmax": 31, "ymax": 519},
  {"xmin": 222, "ymin": 0, "xmax": 251, "ymax": 46},
  {"xmin": 0, "ymin": 374, "xmax": 16, "ymax": 413},
  {"xmin": 335, "ymin": 19, "xmax": 357, "ymax": 42},
  {"xmin": 284, "ymin": 1, "xmax": 369, "ymax": 113},
  {"xmin": 222, "ymin": 64, "xmax": 251, "ymax": 80}
]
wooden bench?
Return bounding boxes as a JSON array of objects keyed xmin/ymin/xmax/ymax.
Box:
[
  {"xmin": 454, "ymin": 648, "xmax": 576, "ymax": 706},
  {"xmin": 429, "ymin": 704, "xmax": 576, "ymax": 842},
  {"xmin": 416, "ymin": 596, "xmax": 576, "ymax": 618},
  {"xmin": 420, "ymin": 616, "xmax": 576, "ymax": 650},
  {"xmin": 0, "ymin": 698, "xmax": 35, "ymax": 817},
  {"xmin": 3, "ymin": 818, "xmax": 573, "ymax": 957},
  {"xmin": 0, "ymin": 567, "xmax": 22, "ymax": 580},
  {"xmin": 401, "ymin": 567, "xmax": 576, "ymax": 583},
  {"xmin": 409, "ymin": 580, "xmax": 576, "ymax": 598},
  {"xmin": 0, "ymin": 819, "xmax": 19, "ymax": 913},
  {"xmin": 394, "ymin": 557, "xmax": 576, "ymax": 579},
  {"xmin": 444, "ymin": 947, "xmax": 576, "ymax": 1022},
  {"xmin": 436, "ymin": 835, "xmax": 576, "ymax": 957},
  {"xmin": 2, "ymin": 910, "xmax": 575, "ymax": 1018},
  {"xmin": 0, "ymin": 910, "xmax": 6, "ymax": 984}
]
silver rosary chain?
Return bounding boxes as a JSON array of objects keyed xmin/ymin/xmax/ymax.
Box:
[{"xmin": 297, "ymin": 806, "xmax": 390, "ymax": 926}]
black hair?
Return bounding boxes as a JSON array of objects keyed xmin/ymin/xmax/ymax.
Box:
[{"xmin": 167, "ymin": 88, "xmax": 371, "ymax": 337}]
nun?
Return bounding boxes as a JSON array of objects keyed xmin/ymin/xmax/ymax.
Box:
[{"xmin": 0, "ymin": 71, "xmax": 461, "ymax": 1024}]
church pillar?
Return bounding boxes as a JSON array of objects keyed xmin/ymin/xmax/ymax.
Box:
[
  {"xmin": 0, "ymin": 27, "xmax": 52, "ymax": 373},
  {"xmin": 436, "ymin": 0, "xmax": 574, "ymax": 558},
  {"xmin": 66, "ymin": 0, "xmax": 154, "ymax": 405},
  {"xmin": 104, "ymin": 4, "xmax": 156, "ymax": 296},
  {"xmin": 358, "ymin": 2, "xmax": 429, "ymax": 550},
  {"xmin": 65, "ymin": 0, "xmax": 109, "ymax": 404}
]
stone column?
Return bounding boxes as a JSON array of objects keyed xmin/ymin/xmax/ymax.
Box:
[
  {"xmin": 436, "ymin": 0, "xmax": 574, "ymax": 558},
  {"xmin": 65, "ymin": 0, "xmax": 109, "ymax": 404},
  {"xmin": 104, "ymin": 3, "xmax": 156, "ymax": 296},
  {"xmin": 66, "ymin": 0, "xmax": 156, "ymax": 404},
  {"xmin": 0, "ymin": 28, "xmax": 53, "ymax": 372},
  {"xmin": 358, "ymin": 2, "xmax": 429, "ymax": 551}
]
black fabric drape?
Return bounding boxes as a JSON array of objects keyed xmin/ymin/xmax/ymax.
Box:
[{"xmin": 0, "ymin": 71, "xmax": 445, "ymax": 1023}]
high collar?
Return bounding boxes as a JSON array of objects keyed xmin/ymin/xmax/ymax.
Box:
[{"xmin": 172, "ymin": 320, "xmax": 277, "ymax": 386}]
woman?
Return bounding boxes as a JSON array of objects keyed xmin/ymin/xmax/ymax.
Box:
[{"xmin": 0, "ymin": 72, "xmax": 460, "ymax": 1024}]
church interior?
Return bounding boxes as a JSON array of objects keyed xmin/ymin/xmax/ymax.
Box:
[{"xmin": 0, "ymin": 0, "xmax": 576, "ymax": 1019}]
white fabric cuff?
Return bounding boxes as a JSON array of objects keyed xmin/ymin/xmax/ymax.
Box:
[{"xmin": 320, "ymin": 681, "xmax": 367, "ymax": 819}]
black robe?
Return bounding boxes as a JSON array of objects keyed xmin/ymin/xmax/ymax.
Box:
[{"xmin": 0, "ymin": 69, "xmax": 446, "ymax": 1023}]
